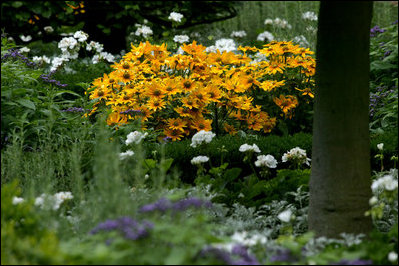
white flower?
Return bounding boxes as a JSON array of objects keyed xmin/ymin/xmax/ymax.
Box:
[
  {"xmin": 230, "ymin": 30, "xmax": 247, "ymax": 38},
  {"xmin": 377, "ymin": 143, "xmax": 384, "ymax": 151},
  {"xmin": 190, "ymin": 130, "xmax": 216, "ymax": 148},
  {"xmin": 282, "ymin": 147, "xmax": 311, "ymax": 166},
  {"xmin": 173, "ymin": 35, "xmax": 190, "ymax": 43},
  {"xmin": 302, "ymin": 11, "xmax": 318, "ymax": 21},
  {"xmin": 19, "ymin": 47, "xmax": 30, "ymax": 53},
  {"xmin": 50, "ymin": 56, "xmax": 69, "ymax": 72},
  {"xmin": 305, "ymin": 26, "xmax": 317, "ymax": 33},
  {"xmin": 12, "ymin": 196, "xmax": 25, "ymax": 205},
  {"xmin": 273, "ymin": 18, "xmax": 291, "ymax": 29},
  {"xmin": 264, "ymin": 18, "xmax": 274, "ymax": 25},
  {"xmin": 119, "ymin": 150, "xmax": 135, "ymax": 160},
  {"xmin": 369, "ymin": 196, "xmax": 378, "ymax": 205},
  {"xmin": 371, "ymin": 174, "xmax": 398, "ymax": 192},
  {"xmin": 257, "ymin": 31, "xmax": 274, "ymax": 42},
  {"xmin": 135, "ymin": 25, "xmax": 153, "ymax": 38},
  {"xmin": 255, "ymin": 154, "xmax": 278, "ymax": 168},
  {"xmin": 44, "ymin": 26, "xmax": 54, "ymax": 33},
  {"xmin": 73, "ymin": 30, "xmax": 88, "ymax": 42},
  {"xmin": 99, "ymin": 52, "xmax": 115, "ymax": 62},
  {"xmin": 205, "ymin": 45, "xmax": 217, "ymax": 53},
  {"xmin": 191, "ymin": 155, "xmax": 209, "ymax": 165},
  {"xmin": 388, "ymin": 251, "xmax": 398, "ymax": 262},
  {"xmin": 20, "ymin": 35, "xmax": 32, "ymax": 42},
  {"xmin": 32, "ymin": 55, "xmax": 51, "ymax": 64},
  {"xmin": 239, "ymin": 144, "xmax": 261, "ymax": 153},
  {"xmin": 214, "ymin": 38, "xmax": 237, "ymax": 53},
  {"xmin": 35, "ymin": 192, "xmax": 73, "ymax": 210},
  {"xmin": 293, "ymin": 35, "xmax": 309, "ymax": 47},
  {"xmin": 231, "ymin": 231, "xmax": 267, "ymax": 246},
  {"xmin": 168, "ymin": 11, "xmax": 184, "ymax": 22},
  {"xmin": 58, "ymin": 37, "xmax": 78, "ymax": 52},
  {"xmin": 86, "ymin": 41, "xmax": 104, "ymax": 52},
  {"xmin": 126, "ymin": 131, "xmax": 148, "ymax": 145},
  {"xmin": 35, "ymin": 194, "xmax": 45, "ymax": 207},
  {"xmin": 278, "ymin": 209, "xmax": 292, "ymax": 222}
]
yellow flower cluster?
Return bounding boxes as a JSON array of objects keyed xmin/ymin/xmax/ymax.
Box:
[{"xmin": 86, "ymin": 40, "xmax": 315, "ymax": 141}]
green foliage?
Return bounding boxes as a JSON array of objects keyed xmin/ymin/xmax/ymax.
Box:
[
  {"xmin": 369, "ymin": 22, "xmax": 398, "ymax": 134},
  {"xmin": 1, "ymin": 180, "xmax": 63, "ymax": 265}
]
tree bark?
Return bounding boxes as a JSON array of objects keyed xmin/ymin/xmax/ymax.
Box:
[{"xmin": 308, "ymin": 1, "xmax": 373, "ymax": 238}]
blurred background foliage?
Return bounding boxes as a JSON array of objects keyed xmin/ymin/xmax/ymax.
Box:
[{"xmin": 1, "ymin": 1, "xmax": 397, "ymax": 53}]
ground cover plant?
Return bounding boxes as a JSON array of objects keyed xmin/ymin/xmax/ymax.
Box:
[{"xmin": 1, "ymin": 1, "xmax": 398, "ymax": 265}]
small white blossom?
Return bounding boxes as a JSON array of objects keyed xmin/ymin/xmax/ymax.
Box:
[
  {"xmin": 168, "ymin": 11, "xmax": 184, "ymax": 22},
  {"xmin": 20, "ymin": 35, "xmax": 32, "ymax": 42},
  {"xmin": 73, "ymin": 30, "xmax": 88, "ymax": 42},
  {"xmin": 306, "ymin": 26, "xmax": 317, "ymax": 33},
  {"xmin": 278, "ymin": 209, "xmax": 292, "ymax": 222},
  {"xmin": 50, "ymin": 56, "xmax": 69, "ymax": 72},
  {"xmin": 230, "ymin": 30, "xmax": 247, "ymax": 38},
  {"xmin": 35, "ymin": 192, "xmax": 73, "ymax": 210},
  {"xmin": 119, "ymin": 150, "xmax": 135, "ymax": 160},
  {"xmin": 43, "ymin": 26, "xmax": 54, "ymax": 33},
  {"xmin": 255, "ymin": 154, "xmax": 278, "ymax": 168},
  {"xmin": 86, "ymin": 41, "xmax": 104, "ymax": 52},
  {"xmin": 135, "ymin": 25, "xmax": 153, "ymax": 38},
  {"xmin": 190, "ymin": 130, "xmax": 216, "ymax": 148},
  {"xmin": 264, "ymin": 18, "xmax": 274, "ymax": 25},
  {"xmin": 191, "ymin": 155, "xmax": 209, "ymax": 165},
  {"xmin": 214, "ymin": 38, "xmax": 237, "ymax": 53},
  {"xmin": 126, "ymin": 131, "xmax": 148, "ymax": 145},
  {"xmin": 32, "ymin": 55, "xmax": 51, "ymax": 64},
  {"xmin": 239, "ymin": 144, "xmax": 261, "ymax": 153},
  {"xmin": 293, "ymin": 35, "xmax": 309, "ymax": 47},
  {"xmin": 302, "ymin": 11, "xmax": 318, "ymax": 21},
  {"xmin": 369, "ymin": 196, "xmax": 378, "ymax": 205},
  {"xmin": 388, "ymin": 251, "xmax": 398, "ymax": 262},
  {"xmin": 19, "ymin": 47, "xmax": 30, "ymax": 53},
  {"xmin": 282, "ymin": 147, "xmax": 311, "ymax": 166},
  {"xmin": 173, "ymin": 35, "xmax": 190, "ymax": 43},
  {"xmin": 257, "ymin": 31, "xmax": 274, "ymax": 42},
  {"xmin": 377, "ymin": 143, "xmax": 384, "ymax": 151},
  {"xmin": 58, "ymin": 37, "xmax": 78, "ymax": 52},
  {"xmin": 12, "ymin": 196, "xmax": 25, "ymax": 205},
  {"xmin": 99, "ymin": 51, "xmax": 115, "ymax": 62}
]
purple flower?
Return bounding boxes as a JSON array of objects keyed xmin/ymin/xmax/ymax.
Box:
[
  {"xmin": 120, "ymin": 109, "xmax": 142, "ymax": 115},
  {"xmin": 90, "ymin": 216, "xmax": 153, "ymax": 241},
  {"xmin": 40, "ymin": 72, "xmax": 68, "ymax": 87},
  {"xmin": 198, "ymin": 247, "xmax": 234, "ymax": 264},
  {"xmin": 139, "ymin": 197, "xmax": 173, "ymax": 213},
  {"xmin": 139, "ymin": 197, "xmax": 213, "ymax": 214},
  {"xmin": 61, "ymin": 107, "xmax": 89, "ymax": 113},
  {"xmin": 1, "ymin": 48, "xmax": 36, "ymax": 67},
  {"xmin": 231, "ymin": 245, "xmax": 260, "ymax": 265},
  {"xmin": 370, "ymin": 25, "xmax": 386, "ymax": 37}
]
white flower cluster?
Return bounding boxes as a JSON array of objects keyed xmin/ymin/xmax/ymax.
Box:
[
  {"xmin": 371, "ymin": 173, "xmax": 398, "ymax": 192},
  {"xmin": 58, "ymin": 36, "xmax": 78, "ymax": 53},
  {"xmin": 51, "ymin": 57, "xmax": 70, "ymax": 72},
  {"xmin": 257, "ymin": 31, "xmax": 275, "ymax": 42},
  {"xmin": 278, "ymin": 209, "xmax": 293, "ymax": 222},
  {"xmin": 264, "ymin": 18, "xmax": 292, "ymax": 29},
  {"xmin": 168, "ymin": 11, "xmax": 184, "ymax": 22},
  {"xmin": 86, "ymin": 41, "xmax": 103, "ymax": 52},
  {"xmin": 92, "ymin": 52, "xmax": 115, "ymax": 64},
  {"xmin": 250, "ymin": 52, "xmax": 268, "ymax": 64},
  {"xmin": 230, "ymin": 30, "xmax": 247, "ymax": 38},
  {"xmin": 19, "ymin": 47, "xmax": 30, "ymax": 53},
  {"xmin": 32, "ymin": 55, "xmax": 51, "ymax": 65},
  {"xmin": 305, "ymin": 26, "xmax": 317, "ymax": 34},
  {"xmin": 125, "ymin": 131, "xmax": 148, "ymax": 145},
  {"xmin": 119, "ymin": 150, "xmax": 135, "ymax": 160},
  {"xmin": 213, "ymin": 231, "xmax": 268, "ymax": 252},
  {"xmin": 73, "ymin": 30, "xmax": 88, "ymax": 42},
  {"xmin": 206, "ymin": 38, "xmax": 237, "ymax": 53},
  {"xmin": 255, "ymin": 154, "xmax": 278, "ymax": 168},
  {"xmin": 43, "ymin": 26, "xmax": 54, "ymax": 33},
  {"xmin": 12, "ymin": 196, "xmax": 25, "ymax": 205},
  {"xmin": 293, "ymin": 35, "xmax": 309, "ymax": 47},
  {"xmin": 282, "ymin": 147, "xmax": 311, "ymax": 166},
  {"xmin": 302, "ymin": 11, "xmax": 318, "ymax": 21},
  {"xmin": 191, "ymin": 155, "xmax": 209, "ymax": 165},
  {"xmin": 173, "ymin": 35, "xmax": 190, "ymax": 43},
  {"xmin": 135, "ymin": 24, "xmax": 153, "ymax": 39},
  {"xmin": 239, "ymin": 143, "xmax": 261, "ymax": 153},
  {"xmin": 33, "ymin": 191, "xmax": 73, "ymax": 210},
  {"xmin": 190, "ymin": 130, "xmax": 216, "ymax": 148},
  {"xmin": 20, "ymin": 34, "xmax": 32, "ymax": 42}
]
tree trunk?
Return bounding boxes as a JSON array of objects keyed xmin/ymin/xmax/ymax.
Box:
[{"xmin": 308, "ymin": 1, "xmax": 373, "ymax": 238}]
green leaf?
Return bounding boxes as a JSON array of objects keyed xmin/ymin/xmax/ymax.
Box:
[
  {"xmin": 143, "ymin": 159, "xmax": 156, "ymax": 170},
  {"xmin": 11, "ymin": 1, "xmax": 23, "ymax": 8},
  {"xmin": 223, "ymin": 167, "xmax": 241, "ymax": 182},
  {"xmin": 160, "ymin": 158, "xmax": 174, "ymax": 173},
  {"xmin": 15, "ymin": 99, "xmax": 36, "ymax": 110}
]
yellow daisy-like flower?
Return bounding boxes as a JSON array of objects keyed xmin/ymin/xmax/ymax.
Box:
[
  {"xmin": 166, "ymin": 118, "xmax": 187, "ymax": 132},
  {"xmin": 273, "ymin": 95, "xmax": 298, "ymax": 117},
  {"xmin": 164, "ymin": 128, "xmax": 185, "ymax": 141},
  {"xmin": 106, "ymin": 111, "xmax": 128, "ymax": 127},
  {"xmin": 181, "ymin": 96, "xmax": 200, "ymax": 110},
  {"xmin": 147, "ymin": 98, "xmax": 166, "ymax": 112},
  {"xmin": 190, "ymin": 117, "xmax": 213, "ymax": 132}
]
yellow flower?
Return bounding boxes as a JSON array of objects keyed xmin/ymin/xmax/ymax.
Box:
[
  {"xmin": 166, "ymin": 118, "xmax": 187, "ymax": 132},
  {"xmin": 295, "ymin": 87, "xmax": 314, "ymax": 98},
  {"xmin": 164, "ymin": 128, "xmax": 185, "ymax": 141},
  {"xmin": 190, "ymin": 117, "xmax": 213, "ymax": 132},
  {"xmin": 147, "ymin": 98, "xmax": 166, "ymax": 112},
  {"xmin": 273, "ymin": 95, "xmax": 298, "ymax": 117},
  {"xmin": 106, "ymin": 111, "xmax": 127, "ymax": 127}
]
